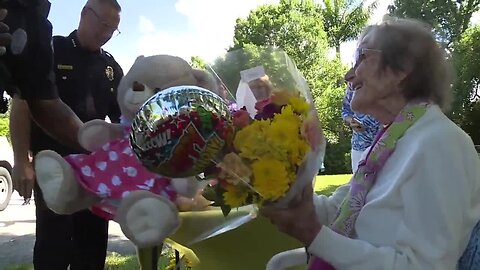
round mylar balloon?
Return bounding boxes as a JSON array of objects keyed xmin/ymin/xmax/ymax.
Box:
[{"xmin": 130, "ymin": 85, "xmax": 234, "ymax": 178}]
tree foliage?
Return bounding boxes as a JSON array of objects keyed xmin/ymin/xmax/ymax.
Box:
[
  {"xmin": 232, "ymin": 0, "xmax": 329, "ymax": 82},
  {"xmin": 190, "ymin": 56, "xmax": 208, "ymax": 70},
  {"xmin": 0, "ymin": 102, "xmax": 10, "ymax": 140},
  {"xmin": 314, "ymin": 58, "xmax": 351, "ymax": 174},
  {"xmin": 388, "ymin": 0, "xmax": 480, "ymax": 50},
  {"xmin": 211, "ymin": 45, "xmax": 306, "ymax": 95},
  {"xmin": 451, "ymin": 26, "xmax": 480, "ymax": 143},
  {"xmin": 0, "ymin": 114, "xmax": 8, "ymax": 138},
  {"xmin": 320, "ymin": 0, "xmax": 377, "ymax": 54}
]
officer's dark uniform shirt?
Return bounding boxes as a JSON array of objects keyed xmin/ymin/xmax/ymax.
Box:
[
  {"xmin": 2, "ymin": 0, "xmax": 58, "ymax": 100},
  {"xmin": 30, "ymin": 30, "xmax": 123, "ymax": 156}
]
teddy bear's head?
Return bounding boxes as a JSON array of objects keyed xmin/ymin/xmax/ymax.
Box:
[{"xmin": 118, "ymin": 54, "xmax": 218, "ymax": 121}]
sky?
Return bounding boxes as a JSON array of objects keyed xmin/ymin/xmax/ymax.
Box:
[{"xmin": 48, "ymin": 0, "xmax": 479, "ymax": 72}]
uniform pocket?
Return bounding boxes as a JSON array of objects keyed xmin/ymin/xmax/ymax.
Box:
[{"xmin": 54, "ymin": 67, "xmax": 87, "ymax": 114}]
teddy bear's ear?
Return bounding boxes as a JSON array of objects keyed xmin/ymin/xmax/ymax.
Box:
[{"xmin": 193, "ymin": 69, "xmax": 218, "ymax": 92}]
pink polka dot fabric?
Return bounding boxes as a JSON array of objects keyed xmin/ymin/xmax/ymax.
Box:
[{"xmin": 64, "ymin": 130, "xmax": 177, "ymax": 219}]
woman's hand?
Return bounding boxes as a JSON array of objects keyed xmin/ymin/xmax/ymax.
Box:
[{"xmin": 260, "ymin": 184, "xmax": 322, "ymax": 246}]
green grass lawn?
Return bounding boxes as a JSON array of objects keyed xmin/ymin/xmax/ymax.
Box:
[
  {"xmin": 315, "ymin": 174, "xmax": 351, "ymax": 196},
  {"xmin": 5, "ymin": 174, "xmax": 351, "ymax": 270}
]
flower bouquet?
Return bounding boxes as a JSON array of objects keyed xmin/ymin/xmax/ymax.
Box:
[{"xmin": 204, "ymin": 46, "xmax": 326, "ymax": 215}]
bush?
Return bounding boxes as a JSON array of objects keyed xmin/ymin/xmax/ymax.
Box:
[
  {"xmin": 0, "ymin": 112, "xmax": 9, "ymax": 140},
  {"xmin": 323, "ymin": 137, "xmax": 351, "ymax": 175}
]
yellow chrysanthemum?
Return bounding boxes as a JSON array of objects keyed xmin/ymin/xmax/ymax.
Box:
[
  {"xmin": 250, "ymin": 118, "xmax": 271, "ymax": 131},
  {"xmin": 286, "ymin": 171, "xmax": 297, "ymax": 185},
  {"xmin": 252, "ymin": 159, "xmax": 290, "ymax": 201},
  {"xmin": 273, "ymin": 105, "xmax": 301, "ymax": 124},
  {"xmin": 234, "ymin": 120, "xmax": 269, "ymax": 150},
  {"xmin": 287, "ymin": 138, "xmax": 311, "ymax": 166},
  {"xmin": 241, "ymin": 145, "xmax": 274, "ymax": 161},
  {"xmin": 223, "ymin": 184, "xmax": 249, "ymax": 208},
  {"xmin": 234, "ymin": 120, "xmax": 272, "ymax": 160},
  {"xmin": 233, "ymin": 126, "xmax": 255, "ymax": 150},
  {"xmin": 266, "ymin": 118, "xmax": 299, "ymax": 145},
  {"xmin": 288, "ymin": 96, "xmax": 310, "ymax": 115}
]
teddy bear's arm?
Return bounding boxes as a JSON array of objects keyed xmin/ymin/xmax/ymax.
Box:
[{"xmin": 78, "ymin": 119, "xmax": 124, "ymax": 152}]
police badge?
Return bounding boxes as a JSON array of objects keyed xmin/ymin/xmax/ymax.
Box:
[{"xmin": 105, "ymin": 66, "xmax": 114, "ymax": 81}]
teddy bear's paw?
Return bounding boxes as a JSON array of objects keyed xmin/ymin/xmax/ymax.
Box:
[
  {"xmin": 116, "ymin": 190, "xmax": 180, "ymax": 248},
  {"xmin": 35, "ymin": 150, "xmax": 96, "ymax": 214},
  {"xmin": 79, "ymin": 119, "xmax": 119, "ymax": 152},
  {"xmin": 35, "ymin": 151, "xmax": 71, "ymax": 211}
]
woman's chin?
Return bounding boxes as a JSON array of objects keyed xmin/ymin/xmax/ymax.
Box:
[{"xmin": 350, "ymin": 100, "xmax": 366, "ymax": 113}]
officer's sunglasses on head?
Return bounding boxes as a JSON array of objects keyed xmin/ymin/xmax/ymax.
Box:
[{"xmin": 86, "ymin": 7, "xmax": 121, "ymax": 37}]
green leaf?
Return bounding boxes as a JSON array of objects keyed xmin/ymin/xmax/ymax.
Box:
[
  {"xmin": 221, "ymin": 204, "xmax": 232, "ymax": 217},
  {"xmin": 202, "ymin": 186, "xmax": 218, "ymax": 202}
]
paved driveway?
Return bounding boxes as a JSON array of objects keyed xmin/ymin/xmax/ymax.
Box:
[{"xmin": 0, "ymin": 192, "xmax": 137, "ymax": 269}]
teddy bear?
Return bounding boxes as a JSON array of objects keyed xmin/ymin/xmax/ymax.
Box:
[{"xmin": 33, "ymin": 54, "xmax": 219, "ymax": 248}]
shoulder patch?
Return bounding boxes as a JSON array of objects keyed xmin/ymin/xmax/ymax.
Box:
[{"xmin": 105, "ymin": 66, "xmax": 115, "ymax": 81}]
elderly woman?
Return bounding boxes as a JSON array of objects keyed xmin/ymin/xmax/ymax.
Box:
[{"xmin": 262, "ymin": 18, "xmax": 480, "ymax": 269}]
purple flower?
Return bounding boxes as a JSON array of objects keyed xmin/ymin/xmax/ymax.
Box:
[
  {"xmin": 228, "ymin": 102, "xmax": 239, "ymax": 113},
  {"xmin": 254, "ymin": 103, "xmax": 283, "ymax": 120}
]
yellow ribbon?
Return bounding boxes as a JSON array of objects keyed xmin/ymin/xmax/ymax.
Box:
[{"xmin": 165, "ymin": 238, "xmax": 200, "ymax": 267}]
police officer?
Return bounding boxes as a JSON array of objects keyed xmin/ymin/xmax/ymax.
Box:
[{"xmin": 9, "ymin": 0, "xmax": 122, "ymax": 269}]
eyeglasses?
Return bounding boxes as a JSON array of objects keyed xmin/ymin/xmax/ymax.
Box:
[
  {"xmin": 86, "ymin": 7, "xmax": 121, "ymax": 37},
  {"xmin": 353, "ymin": 48, "xmax": 382, "ymax": 68}
]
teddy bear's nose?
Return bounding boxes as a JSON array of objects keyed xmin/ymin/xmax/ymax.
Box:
[{"xmin": 132, "ymin": 81, "xmax": 145, "ymax": 92}]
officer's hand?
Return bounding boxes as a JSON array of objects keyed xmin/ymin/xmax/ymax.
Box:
[
  {"xmin": 0, "ymin": 9, "xmax": 12, "ymax": 55},
  {"xmin": 12, "ymin": 160, "xmax": 36, "ymax": 200}
]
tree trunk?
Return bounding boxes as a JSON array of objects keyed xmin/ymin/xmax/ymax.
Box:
[{"xmin": 335, "ymin": 45, "xmax": 341, "ymax": 58}]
